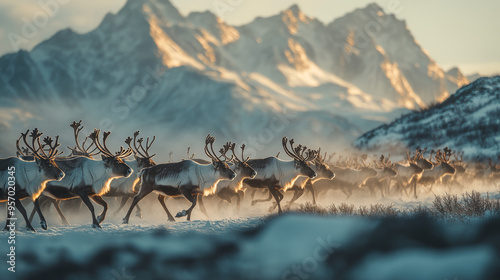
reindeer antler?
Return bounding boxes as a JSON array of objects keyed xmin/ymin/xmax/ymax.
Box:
[
  {"xmin": 204, "ymin": 134, "xmax": 222, "ymax": 162},
  {"xmin": 21, "ymin": 129, "xmax": 60, "ymax": 159},
  {"xmin": 90, "ymin": 129, "xmax": 132, "ymax": 158}
]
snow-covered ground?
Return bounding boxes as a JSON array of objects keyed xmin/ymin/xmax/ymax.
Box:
[{"xmin": 1, "ymin": 183, "xmax": 499, "ymax": 280}]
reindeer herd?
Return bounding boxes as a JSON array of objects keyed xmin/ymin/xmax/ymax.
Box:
[{"xmin": 1, "ymin": 121, "xmax": 499, "ymax": 231}]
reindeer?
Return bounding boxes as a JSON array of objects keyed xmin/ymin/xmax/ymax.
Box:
[
  {"xmin": 415, "ymin": 148, "xmax": 456, "ymax": 194},
  {"xmin": 274, "ymin": 149, "xmax": 334, "ymax": 210},
  {"xmin": 310, "ymin": 155, "xmax": 378, "ymax": 200},
  {"xmin": 389, "ymin": 152, "xmax": 424, "ymax": 197},
  {"xmin": 243, "ymin": 137, "xmax": 317, "ymax": 214},
  {"xmin": 208, "ymin": 143, "xmax": 257, "ymax": 214},
  {"xmin": 405, "ymin": 148, "xmax": 435, "ymax": 198},
  {"xmin": 35, "ymin": 129, "xmax": 133, "ymax": 228},
  {"xmin": 363, "ymin": 155, "xmax": 398, "ymax": 198},
  {"xmin": 1, "ymin": 129, "xmax": 64, "ymax": 231},
  {"xmin": 107, "ymin": 131, "xmax": 157, "ymax": 218},
  {"xmin": 122, "ymin": 135, "xmax": 236, "ymax": 223},
  {"xmin": 28, "ymin": 120, "xmax": 100, "ymax": 225}
]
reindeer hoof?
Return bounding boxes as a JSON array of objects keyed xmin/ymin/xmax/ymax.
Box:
[
  {"xmin": 122, "ymin": 218, "xmax": 129, "ymax": 224},
  {"xmin": 175, "ymin": 210, "xmax": 187, "ymax": 218},
  {"xmin": 26, "ymin": 226, "xmax": 36, "ymax": 232},
  {"xmin": 92, "ymin": 223, "xmax": 102, "ymax": 229},
  {"xmin": 61, "ymin": 220, "xmax": 70, "ymax": 226},
  {"xmin": 167, "ymin": 217, "xmax": 175, "ymax": 222},
  {"xmin": 40, "ymin": 220, "xmax": 47, "ymax": 230}
]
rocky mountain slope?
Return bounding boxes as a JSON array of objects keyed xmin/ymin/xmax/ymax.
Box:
[{"xmin": 355, "ymin": 76, "xmax": 500, "ymax": 158}]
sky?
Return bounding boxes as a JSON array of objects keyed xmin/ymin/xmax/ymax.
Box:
[{"xmin": 0, "ymin": 0, "xmax": 498, "ymax": 75}]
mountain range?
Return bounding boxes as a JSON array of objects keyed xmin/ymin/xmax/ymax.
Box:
[
  {"xmin": 0, "ymin": 0, "xmax": 469, "ymax": 158},
  {"xmin": 355, "ymin": 76, "xmax": 500, "ymax": 159}
]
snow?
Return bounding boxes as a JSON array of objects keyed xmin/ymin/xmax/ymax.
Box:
[
  {"xmin": 1, "ymin": 209, "xmax": 499, "ymax": 279},
  {"xmin": 353, "ymin": 246, "xmax": 494, "ymax": 280}
]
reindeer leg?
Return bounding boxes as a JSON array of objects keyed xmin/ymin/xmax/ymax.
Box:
[
  {"xmin": 268, "ymin": 186, "xmax": 283, "ymax": 214},
  {"xmin": 135, "ymin": 203, "xmax": 143, "ymax": 219},
  {"xmin": 28, "ymin": 195, "xmax": 48, "ymax": 223},
  {"xmin": 250, "ymin": 188, "xmax": 257, "ymax": 200},
  {"xmin": 197, "ymin": 195, "xmax": 210, "ymax": 219},
  {"xmin": 33, "ymin": 198, "xmax": 48, "ymax": 230},
  {"xmin": 379, "ymin": 183, "xmax": 386, "ymax": 198},
  {"xmin": 177, "ymin": 189, "xmax": 197, "ymax": 221},
  {"xmin": 287, "ymin": 187, "xmax": 305, "ymax": 210},
  {"xmin": 90, "ymin": 195, "xmax": 108, "ymax": 224},
  {"xmin": 78, "ymin": 192, "xmax": 101, "ymax": 229},
  {"xmin": 340, "ymin": 186, "xmax": 351, "ymax": 199},
  {"xmin": 306, "ymin": 183, "xmax": 317, "ymax": 205},
  {"xmin": 15, "ymin": 198, "xmax": 35, "ymax": 232},
  {"xmin": 235, "ymin": 190, "xmax": 243, "ymax": 213},
  {"xmin": 251, "ymin": 190, "xmax": 273, "ymax": 206},
  {"xmin": 123, "ymin": 188, "xmax": 152, "ymax": 224},
  {"xmin": 413, "ymin": 180, "xmax": 418, "ymax": 199},
  {"xmin": 52, "ymin": 199, "xmax": 70, "ymax": 225},
  {"xmin": 157, "ymin": 195, "xmax": 175, "ymax": 222},
  {"xmin": 112, "ymin": 196, "xmax": 129, "ymax": 216}
]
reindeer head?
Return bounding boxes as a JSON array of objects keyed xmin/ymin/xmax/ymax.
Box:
[
  {"xmin": 312, "ymin": 149, "xmax": 335, "ymax": 180},
  {"xmin": 20, "ymin": 129, "xmax": 65, "ymax": 181},
  {"xmin": 282, "ymin": 137, "xmax": 317, "ymax": 179},
  {"xmin": 435, "ymin": 148, "xmax": 456, "ymax": 175},
  {"xmin": 378, "ymin": 154, "xmax": 398, "ymax": 179},
  {"xmin": 225, "ymin": 143, "xmax": 257, "ymax": 179},
  {"xmin": 125, "ymin": 131, "xmax": 157, "ymax": 169},
  {"xmin": 89, "ymin": 129, "xmax": 133, "ymax": 178},
  {"xmin": 204, "ymin": 135, "xmax": 236, "ymax": 181},
  {"xmin": 356, "ymin": 156, "xmax": 378, "ymax": 177},
  {"xmin": 410, "ymin": 147, "xmax": 433, "ymax": 169}
]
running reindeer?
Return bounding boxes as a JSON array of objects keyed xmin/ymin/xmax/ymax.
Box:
[
  {"xmin": 414, "ymin": 148, "xmax": 456, "ymax": 196},
  {"xmin": 207, "ymin": 143, "xmax": 257, "ymax": 214},
  {"xmin": 276, "ymin": 149, "xmax": 335, "ymax": 210},
  {"xmin": 29, "ymin": 120, "xmax": 102, "ymax": 225},
  {"xmin": 122, "ymin": 134, "xmax": 236, "ymax": 223},
  {"xmin": 311, "ymin": 155, "xmax": 378, "ymax": 200},
  {"xmin": 1, "ymin": 129, "xmax": 64, "ymax": 231},
  {"xmin": 363, "ymin": 155, "xmax": 398, "ymax": 198},
  {"xmin": 244, "ymin": 137, "xmax": 317, "ymax": 214},
  {"xmin": 34, "ymin": 129, "xmax": 133, "ymax": 228},
  {"xmin": 107, "ymin": 131, "xmax": 157, "ymax": 218}
]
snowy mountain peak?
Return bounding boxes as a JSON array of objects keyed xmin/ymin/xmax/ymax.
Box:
[
  {"xmin": 187, "ymin": 11, "xmax": 240, "ymax": 45},
  {"xmin": 122, "ymin": 0, "xmax": 185, "ymax": 24},
  {"xmin": 280, "ymin": 4, "xmax": 312, "ymax": 34}
]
